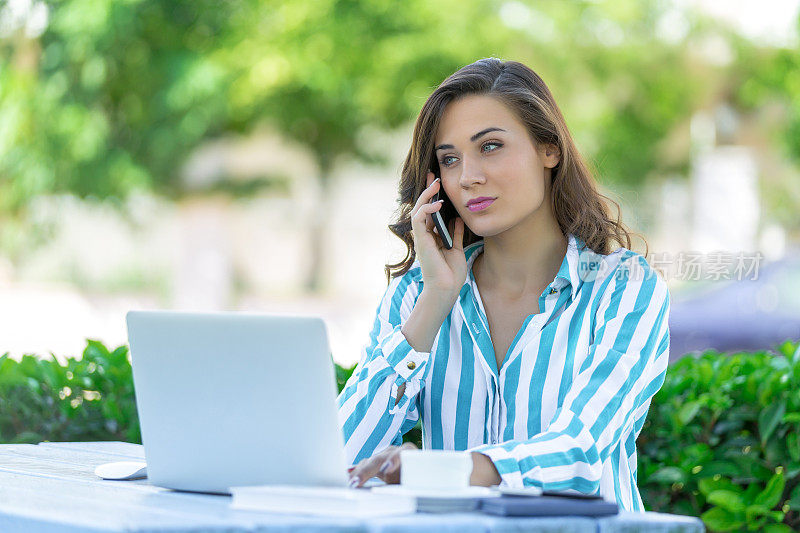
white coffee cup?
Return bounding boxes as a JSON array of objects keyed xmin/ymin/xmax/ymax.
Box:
[{"xmin": 400, "ymin": 450, "xmax": 473, "ymax": 490}]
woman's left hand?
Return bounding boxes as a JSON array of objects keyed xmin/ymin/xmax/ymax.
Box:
[{"xmin": 348, "ymin": 442, "xmax": 417, "ymax": 487}]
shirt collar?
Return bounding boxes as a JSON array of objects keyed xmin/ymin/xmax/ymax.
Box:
[
  {"xmin": 558, "ymin": 233, "xmax": 586, "ymax": 301},
  {"xmin": 462, "ymin": 233, "xmax": 586, "ymax": 301}
]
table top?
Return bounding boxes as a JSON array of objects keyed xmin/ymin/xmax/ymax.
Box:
[{"xmin": 0, "ymin": 441, "xmax": 705, "ymax": 533}]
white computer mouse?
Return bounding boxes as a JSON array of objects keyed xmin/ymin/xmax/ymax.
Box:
[{"xmin": 94, "ymin": 461, "xmax": 148, "ymax": 480}]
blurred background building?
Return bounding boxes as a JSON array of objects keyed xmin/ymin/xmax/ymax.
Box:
[{"xmin": 1, "ymin": 0, "xmax": 799, "ymax": 366}]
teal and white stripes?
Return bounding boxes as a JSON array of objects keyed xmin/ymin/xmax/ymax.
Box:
[{"xmin": 336, "ymin": 234, "xmax": 670, "ymax": 512}]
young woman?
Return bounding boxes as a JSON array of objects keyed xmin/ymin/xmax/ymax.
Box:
[{"xmin": 336, "ymin": 58, "xmax": 670, "ymax": 512}]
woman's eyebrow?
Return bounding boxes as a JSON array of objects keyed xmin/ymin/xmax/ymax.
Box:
[{"xmin": 435, "ymin": 127, "xmax": 506, "ymax": 151}]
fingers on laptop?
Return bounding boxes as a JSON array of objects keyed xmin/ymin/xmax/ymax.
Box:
[
  {"xmin": 378, "ymin": 442, "xmax": 416, "ymax": 483},
  {"xmin": 349, "ymin": 453, "xmax": 385, "ymax": 488},
  {"xmin": 348, "ymin": 442, "xmax": 417, "ymax": 488}
]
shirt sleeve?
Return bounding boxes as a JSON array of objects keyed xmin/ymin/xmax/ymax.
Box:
[
  {"xmin": 469, "ymin": 254, "xmax": 671, "ymax": 493},
  {"xmin": 336, "ymin": 265, "xmax": 436, "ymax": 466}
]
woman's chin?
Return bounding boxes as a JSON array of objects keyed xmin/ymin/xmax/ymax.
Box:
[
  {"xmin": 467, "ymin": 221, "xmax": 503, "ymax": 239},
  {"xmin": 471, "ymin": 222, "xmax": 524, "ymax": 241}
]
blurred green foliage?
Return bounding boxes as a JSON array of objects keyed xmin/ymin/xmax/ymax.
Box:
[
  {"xmin": 1, "ymin": 1, "xmax": 255, "ymax": 210},
  {"xmin": 2, "ymin": 0, "xmax": 798, "ymax": 215},
  {"xmin": 733, "ymin": 43, "xmax": 800, "ymax": 226},
  {"xmin": 0, "ymin": 0, "xmax": 510, "ymax": 215},
  {"xmin": 3, "ymin": 0, "xmax": 800, "ymax": 290},
  {"xmin": 3, "ymin": 338, "xmax": 800, "ymax": 530}
]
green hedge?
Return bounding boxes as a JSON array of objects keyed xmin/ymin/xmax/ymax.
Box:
[
  {"xmin": 1, "ymin": 339, "xmax": 798, "ymax": 531},
  {"xmin": 0, "ymin": 340, "xmax": 139, "ymax": 444},
  {"xmin": 638, "ymin": 340, "xmax": 800, "ymax": 532}
]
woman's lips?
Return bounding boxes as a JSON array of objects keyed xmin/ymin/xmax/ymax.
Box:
[{"xmin": 467, "ymin": 198, "xmax": 495, "ymax": 212}]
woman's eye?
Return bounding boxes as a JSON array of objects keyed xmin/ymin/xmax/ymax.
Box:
[
  {"xmin": 482, "ymin": 141, "xmax": 502, "ymax": 153},
  {"xmin": 440, "ymin": 156, "xmax": 457, "ymax": 167}
]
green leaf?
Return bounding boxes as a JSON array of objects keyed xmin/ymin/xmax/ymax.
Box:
[
  {"xmin": 701, "ymin": 507, "xmax": 745, "ymax": 532},
  {"xmin": 788, "ymin": 433, "xmax": 800, "ymax": 462},
  {"xmin": 648, "ymin": 466, "xmax": 686, "ymax": 484},
  {"xmin": 109, "ymin": 346, "xmax": 129, "ymax": 365},
  {"xmin": 762, "ymin": 525, "xmax": 794, "ymax": 533},
  {"xmin": 777, "ymin": 340, "xmax": 796, "ymax": 358},
  {"xmin": 754, "ymin": 471, "xmax": 785, "ymax": 509},
  {"xmin": 770, "ymin": 510, "xmax": 786, "ymax": 521},
  {"xmin": 698, "ymin": 477, "xmax": 742, "ymax": 496},
  {"xmin": 703, "ymin": 461, "xmax": 741, "ymax": 478},
  {"xmin": 785, "ymin": 462, "xmax": 800, "ymax": 480},
  {"xmin": 743, "ymin": 482, "xmax": 763, "ymax": 502},
  {"xmin": 746, "ymin": 503, "xmax": 771, "ymax": 522},
  {"xmin": 791, "ymin": 343, "xmax": 800, "ymax": 366},
  {"xmin": 678, "ymin": 401, "xmax": 703, "ymax": 425},
  {"xmin": 759, "ymin": 399, "xmax": 786, "ymax": 443},
  {"xmin": 747, "ymin": 516, "xmax": 768, "ymax": 531},
  {"xmin": 707, "ymin": 489, "xmax": 746, "ymax": 512},
  {"xmin": 788, "ymin": 483, "xmax": 800, "ymax": 510}
]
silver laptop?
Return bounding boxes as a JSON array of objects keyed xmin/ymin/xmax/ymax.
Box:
[{"xmin": 126, "ymin": 310, "xmax": 348, "ymax": 494}]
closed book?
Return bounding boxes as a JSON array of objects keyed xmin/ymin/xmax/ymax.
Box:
[
  {"xmin": 229, "ymin": 485, "xmax": 416, "ymax": 518},
  {"xmin": 480, "ymin": 494, "xmax": 619, "ymax": 517}
]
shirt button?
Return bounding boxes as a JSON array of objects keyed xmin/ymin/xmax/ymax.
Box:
[{"xmin": 407, "ymin": 361, "xmax": 416, "ymax": 370}]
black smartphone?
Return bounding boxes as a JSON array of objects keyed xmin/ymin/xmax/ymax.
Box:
[{"xmin": 430, "ymin": 164, "xmax": 456, "ymax": 249}]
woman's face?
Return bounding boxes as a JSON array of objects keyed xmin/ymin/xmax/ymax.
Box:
[{"xmin": 433, "ymin": 94, "xmax": 560, "ymax": 238}]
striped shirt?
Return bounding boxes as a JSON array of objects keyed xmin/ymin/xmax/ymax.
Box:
[{"xmin": 337, "ymin": 233, "xmax": 670, "ymax": 512}]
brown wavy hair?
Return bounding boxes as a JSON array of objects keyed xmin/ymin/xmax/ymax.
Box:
[{"xmin": 385, "ymin": 57, "xmax": 646, "ymax": 283}]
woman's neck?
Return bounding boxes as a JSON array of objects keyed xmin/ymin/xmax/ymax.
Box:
[{"xmin": 474, "ymin": 213, "xmax": 567, "ymax": 301}]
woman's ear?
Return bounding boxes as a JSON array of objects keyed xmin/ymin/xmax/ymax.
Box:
[{"xmin": 541, "ymin": 143, "xmax": 561, "ymax": 169}]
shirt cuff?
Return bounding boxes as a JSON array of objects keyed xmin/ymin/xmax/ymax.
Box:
[
  {"xmin": 468, "ymin": 444, "xmax": 528, "ymax": 489},
  {"xmin": 378, "ymin": 323, "xmax": 432, "ymax": 381}
]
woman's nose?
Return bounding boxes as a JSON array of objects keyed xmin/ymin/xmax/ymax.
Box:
[{"xmin": 459, "ymin": 157, "xmax": 486, "ymax": 187}]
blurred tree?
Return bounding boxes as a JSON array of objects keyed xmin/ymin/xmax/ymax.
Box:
[
  {"xmin": 1, "ymin": 0, "xmax": 797, "ymax": 291},
  {"xmin": 733, "ymin": 40, "xmax": 800, "ymax": 232},
  {"xmin": 0, "ymin": 0, "xmax": 247, "ymax": 264},
  {"xmin": 1, "ymin": 1, "xmax": 242, "ymax": 202}
]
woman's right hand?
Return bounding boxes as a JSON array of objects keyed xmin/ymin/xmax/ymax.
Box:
[{"xmin": 409, "ymin": 171, "xmax": 467, "ymax": 297}]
